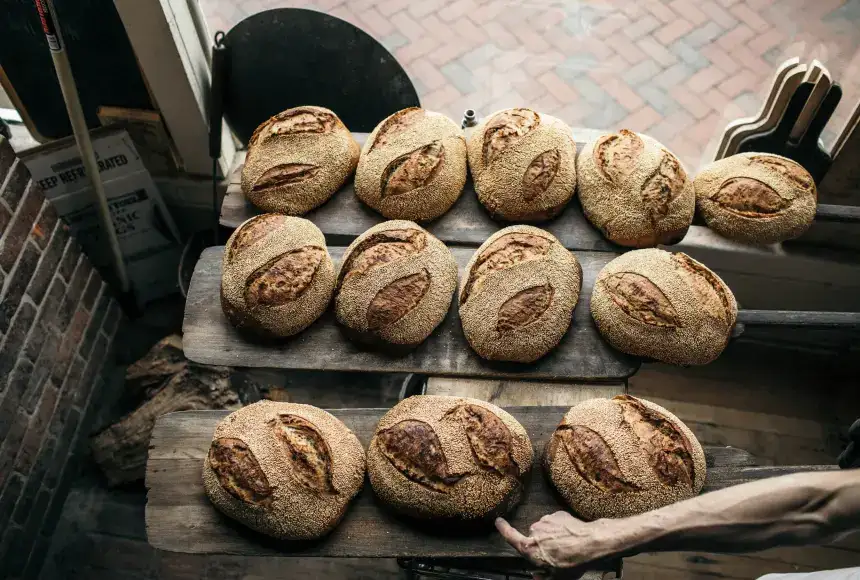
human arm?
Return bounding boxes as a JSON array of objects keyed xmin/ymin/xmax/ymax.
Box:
[{"xmin": 497, "ymin": 470, "xmax": 860, "ymax": 575}]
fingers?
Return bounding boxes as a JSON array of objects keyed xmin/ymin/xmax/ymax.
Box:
[{"xmin": 495, "ymin": 517, "xmax": 530, "ymax": 553}]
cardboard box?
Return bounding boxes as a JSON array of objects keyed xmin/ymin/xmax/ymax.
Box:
[{"xmin": 22, "ymin": 128, "xmax": 182, "ymax": 305}]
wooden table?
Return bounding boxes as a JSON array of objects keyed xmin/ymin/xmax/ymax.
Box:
[
  {"xmin": 220, "ymin": 130, "xmax": 620, "ymax": 252},
  {"xmin": 146, "ymin": 408, "xmax": 834, "ymax": 559},
  {"xmin": 182, "ymin": 246, "xmax": 640, "ymax": 380}
]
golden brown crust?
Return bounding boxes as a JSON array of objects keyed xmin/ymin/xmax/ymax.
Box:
[
  {"xmin": 203, "ymin": 401, "xmax": 365, "ymax": 540},
  {"xmin": 355, "ymin": 108, "xmax": 466, "ymax": 221},
  {"xmin": 543, "ymin": 396, "xmax": 706, "ymax": 521},
  {"xmin": 242, "ymin": 106, "xmax": 359, "ymax": 216},
  {"xmin": 467, "ymin": 109, "xmax": 577, "ymax": 222},
  {"xmin": 577, "ymin": 130, "xmax": 694, "ymax": 248},
  {"xmin": 694, "ymin": 153, "xmax": 817, "ymax": 244},
  {"xmin": 590, "ymin": 249, "xmax": 737, "ymax": 365},
  {"xmin": 334, "ymin": 221, "xmax": 457, "ymax": 347},
  {"xmin": 459, "ymin": 226, "xmax": 581, "ymax": 363},
  {"xmin": 221, "ymin": 215, "xmax": 335, "ymax": 338},
  {"xmin": 367, "ymin": 395, "xmax": 533, "ymax": 520}
]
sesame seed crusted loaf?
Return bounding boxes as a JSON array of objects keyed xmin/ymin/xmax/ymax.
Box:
[
  {"xmin": 544, "ymin": 395, "xmax": 706, "ymax": 521},
  {"xmin": 590, "ymin": 248, "xmax": 737, "ymax": 365},
  {"xmin": 367, "ymin": 395, "xmax": 533, "ymax": 520},
  {"xmin": 221, "ymin": 214, "xmax": 335, "ymax": 338},
  {"xmin": 466, "ymin": 108, "xmax": 577, "ymax": 222},
  {"xmin": 577, "ymin": 129, "xmax": 694, "ymax": 247},
  {"xmin": 694, "ymin": 152, "xmax": 817, "ymax": 244},
  {"xmin": 202, "ymin": 401, "xmax": 366, "ymax": 540},
  {"xmin": 354, "ymin": 108, "xmax": 467, "ymax": 222},
  {"xmin": 242, "ymin": 106, "xmax": 359, "ymax": 215},
  {"xmin": 334, "ymin": 221, "xmax": 457, "ymax": 347},
  {"xmin": 458, "ymin": 225, "xmax": 582, "ymax": 363}
]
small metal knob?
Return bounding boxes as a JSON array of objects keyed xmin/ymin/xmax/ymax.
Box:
[{"xmin": 461, "ymin": 108, "xmax": 477, "ymax": 128}]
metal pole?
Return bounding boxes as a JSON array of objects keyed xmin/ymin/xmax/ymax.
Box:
[{"xmin": 34, "ymin": 0, "xmax": 131, "ymax": 293}]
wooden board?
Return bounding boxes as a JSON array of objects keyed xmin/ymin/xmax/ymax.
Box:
[
  {"xmin": 220, "ymin": 130, "xmax": 619, "ymax": 252},
  {"xmin": 182, "ymin": 246, "xmax": 640, "ymax": 380},
  {"xmin": 146, "ymin": 408, "xmax": 833, "ymax": 558},
  {"xmin": 425, "ymin": 377, "xmax": 626, "ymax": 406}
]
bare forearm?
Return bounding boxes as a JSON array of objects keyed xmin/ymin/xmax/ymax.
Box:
[{"xmin": 604, "ymin": 470, "xmax": 860, "ymax": 558}]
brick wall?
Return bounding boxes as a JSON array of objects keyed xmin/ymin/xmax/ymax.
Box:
[{"xmin": 0, "ymin": 136, "xmax": 122, "ymax": 579}]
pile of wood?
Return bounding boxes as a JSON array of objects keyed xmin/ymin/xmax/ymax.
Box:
[{"xmin": 91, "ymin": 335, "xmax": 240, "ymax": 486}]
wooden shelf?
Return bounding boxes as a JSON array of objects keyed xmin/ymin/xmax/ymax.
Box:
[
  {"xmin": 181, "ymin": 246, "xmax": 640, "ymax": 380},
  {"xmin": 220, "ymin": 129, "xmax": 619, "ymax": 252},
  {"xmin": 146, "ymin": 408, "xmax": 833, "ymax": 558}
]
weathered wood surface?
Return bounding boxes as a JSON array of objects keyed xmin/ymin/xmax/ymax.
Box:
[
  {"xmin": 221, "ymin": 129, "xmax": 619, "ymax": 252},
  {"xmin": 182, "ymin": 246, "xmax": 639, "ymax": 380},
  {"xmin": 425, "ymin": 377, "xmax": 626, "ymax": 406},
  {"xmin": 146, "ymin": 408, "xmax": 834, "ymax": 558}
]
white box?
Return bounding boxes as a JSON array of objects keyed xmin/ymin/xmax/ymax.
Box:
[{"xmin": 22, "ymin": 129, "xmax": 182, "ymax": 306}]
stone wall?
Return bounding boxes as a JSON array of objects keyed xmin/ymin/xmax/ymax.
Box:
[{"xmin": 0, "ymin": 136, "xmax": 122, "ymax": 579}]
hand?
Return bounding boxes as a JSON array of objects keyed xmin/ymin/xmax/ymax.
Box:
[{"xmin": 496, "ymin": 512, "xmax": 615, "ymax": 579}]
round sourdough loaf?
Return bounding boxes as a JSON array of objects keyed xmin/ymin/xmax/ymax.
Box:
[
  {"xmin": 544, "ymin": 395, "xmax": 706, "ymax": 521},
  {"xmin": 354, "ymin": 108, "xmax": 467, "ymax": 221},
  {"xmin": 221, "ymin": 214, "xmax": 335, "ymax": 337},
  {"xmin": 590, "ymin": 248, "xmax": 737, "ymax": 365},
  {"xmin": 367, "ymin": 395, "xmax": 533, "ymax": 520},
  {"xmin": 467, "ymin": 108, "xmax": 577, "ymax": 221},
  {"xmin": 203, "ymin": 401, "xmax": 366, "ymax": 540},
  {"xmin": 334, "ymin": 221, "xmax": 457, "ymax": 347},
  {"xmin": 694, "ymin": 152, "xmax": 817, "ymax": 244},
  {"xmin": 458, "ymin": 225, "xmax": 582, "ymax": 363},
  {"xmin": 577, "ymin": 129, "xmax": 694, "ymax": 247},
  {"xmin": 241, "ymin": 106, "xmax": 359, "ymax": 215}
]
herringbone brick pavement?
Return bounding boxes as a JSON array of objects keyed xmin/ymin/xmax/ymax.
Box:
[{"xmin": 201, "ymin": 0, "xmax": 860, "ymax": 171}]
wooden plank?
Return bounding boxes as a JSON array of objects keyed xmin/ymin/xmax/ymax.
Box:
[
  {"xmin": 145, "ymin": 408, "xmax": 833, "ymax": 558},
  {"xmin": 425, "ymin": 377, "xmax": 626, "ymax": 406},
  {"xmin": 182, "ymin": 246, "xmax": 640, "ymax": 380},
  {"xmin": 220, "ymin": 131, "xmax": 619, "ymax": 252}
]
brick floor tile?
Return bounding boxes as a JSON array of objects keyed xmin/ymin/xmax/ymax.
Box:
[
  {"xmin": 422, "ymin": 84, "xmax": 463, "ymax": 113},
  {"xmin": 468, "ymin": 0, "xmax": 507, "ymax": 26},
  {"xmin": 441, "ymin": 61, "xmax": 475, "ymax": 94},
  {"xmin": 528, "ymin": 7, "xmax": 566, "ymax": 30},
  {"xmin": 686, "ymin": 65, "xmax": 727, "ymax": 93},
  {"xmin": 485, "ymin": 92, "xmax": 529, "ymax": 116},
  {"xmin": 395, "ymin": 35, "xmax": 441, "ymax": 64},
  {"xmin": 729, "ymin": 4, "xmax": 771, "ymax": 32},
  {"xmin": 587, "ymin": 41, "xmax": 616, "ymax": 62},
  {"xmin": 748, "ymin": 27, "xmax": 785, "ymax": 55},
  {"xmin": 699, "ymin": 0, "xmax": 738, "ymax": 28},
  {"xmin": 594, "ymin": 96, "xmax": 632, "ymax": 129},
  {"xmin": 623, "ymin": 59, "xmax": 663, "ymax": 86},
  {"xmin": 492, "ymin": 50, "xmax": 529, "ymax": 72},
  {"xmin": 668, "ymin": 39, "xmax": 710, "ymax": 71},
  {"xmin": 716, "ymin": 23, "xmax": 756, "ymax": 51},
  {"xmin": 700, "ymin": 44, "xmax": 741, "ymax": 75},
  {"xmin": 638, "ymin": 84, "xmax": 681, "ymax": 116},
  {"xmin": 329, "ymin": 5, "xmax": 361, "ymax": 26},
  {"xmin": 653, "ymin": 62, "xmax": 696, "ymax": 89},
  {"xmin": 452, "ymin": 16, "xmax": 487, "ymax": 46},
  {"xmin": 701, "ymin": 87, "xmax": 730, "ymax": 115},
  {"xmin": 377, "ymin": 0, "xmax": 411, "ymax": 16},
  {"xmin": 544, "ymin": 27, "xmax": 582, "ymax": 54},
  {"xmin": 593, "ymin": 13, "xmax": 630, "ymax": 38},
  {"xmin": 620, "ymin": 2, "xmax": 646, "ymax": 19},
  {"xmin": 381, "ymin": 32, "xmax": 409, "ymax": 52},
  {"xmin": 421, "ymin": 14, "xmax": 451, "ymax": 41},
  {"xmin": 482, "ymin": 21, "xmax": 519, "ymax": 50},
  {"xmin": 409, "ymin": 0, "xmax": 446, "ymax": 19},
  {"xmin": 612, "ymin": 35, "xmax": 648, "ymax": 65},
  {"xmin": 668, "ymin": 0, "xmax": 708, "ymax": 25},
  {"xmin": 427, "ymin": 41, "xmax": 470, "ymax": 66},
  {"xmin": 683, "ymin": 21, "xmax": 725, "ymax": 49},
  {"xmin": 439, "ymin": 0, "xmax": 476, "ymax": 22},
  {"xmin": 524, "ymin": 51, "xmax": 565, "ymax": 77},
  {"xmin": 619, "ymin": 105, "xmax": 663, "ymax": 132},
  {"xmin": 601, "ymin": 78, "xmax": 644, "ymax": 112},
  {"xmin": 624, "ymin": 14, "xmax": 660, "ymax": 40},
  {"xmin": 461, "ymin": 44, "xmax": 501, "ymax": 70},
  {"xmin": 654, "ymin": 19, "xmax": 695, "ymax": 46},
  {"xmin": 729, "ymin": 44, "xmax": 771, "ymax": 75},
  {"xmin": 637, "ymin": 37, "xmax": 679, "ymax": 67},
  {"xmin": 648, "ymin": 109, "xmax": 696, "ymax": 143},
  {"xmin": 538, "ymin": 71, "xmax": 578, "ymax": 104},
  {"xmin": 557, "ymin": 101, "xmax": 595, "ymax": 127},
  {"xmin": 511, "ymin": 27, "xmax": 551, "ymax": 53},
  {"xmin": 646, "ymin": 0, "xmax": 677, "ymax": 24},
  {"xmin": 389, "ymin": 11, "xmax": 424, "ymax": 41},
  {"xmin": 410, "ymin": 59, "xmax": 448, "ymax": 92},
  {"xmin": 513, "ymin": 78, "xmax": 548, "ymax": 102},
  {"xmin": 571, "ymin": 76, "xmax": 610, "ymax": 106},
  {"xmin": 669, "ymin": 84, "xmax": 712, "ymax": 119},
  {"xmin": 715, "ymin": 0, "xmax": 743, "ymax": 7},
  {"xmin": 532, "ymin": 92, "xmax": 564, "ymax": 115},
  {"xmin": 689, "ymin": 111, "xmax": 722, "ymax": 146},
  {"xmin": 718, "ymin": 68, "xmax": 759, "ymax": 99}
]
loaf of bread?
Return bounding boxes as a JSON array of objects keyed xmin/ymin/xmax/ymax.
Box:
[
  {"xmin": 544, "ymin": 395, "xmax": 705, "ymax": 521},
  {"xmin": 577, "ymin": 129, "xmax": 694, "ymax": 247},
  {"xmin": 334, "ymin": 221, "xmax": 457, "ymax": 348},
  {"xmin": 203, "ymin": 401, "xmax": 365, "ymax": 540},
  {"xmin": 354, "ymin": 108, "xmax": 467, "ymax": 221},
  {"xmin": 459, "ymin": 225, "xmax": 582, "ymax": 363},
  {"xmin": 221, "ymin": 214, "xmax": 335, "ymax": 337},
  {"xmin": 242, "ymin": 106, "xmax": 359, "ymax": 215},
  {"xmin": 694, "ymin": 152, "xmax": 817, "ymax": 244},
  {"xmin": 367, "ymin": 395, "xmax": 533, "ymax": 520},
  {"xmin": 591, "ymin": 248, "xmax": 737, "ymax": 365},
  {"xmin": 466, "ymin": 108, "xmax": 577, "ymax": 221}
]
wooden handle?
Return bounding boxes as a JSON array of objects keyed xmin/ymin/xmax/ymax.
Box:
[
  {"xmin": 737, "ymin": 310, "xmax": 860, "ymax": 327},
  {"xmin": 814, "ymin": 203, "xmax": 860, "ymax": 223}
]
